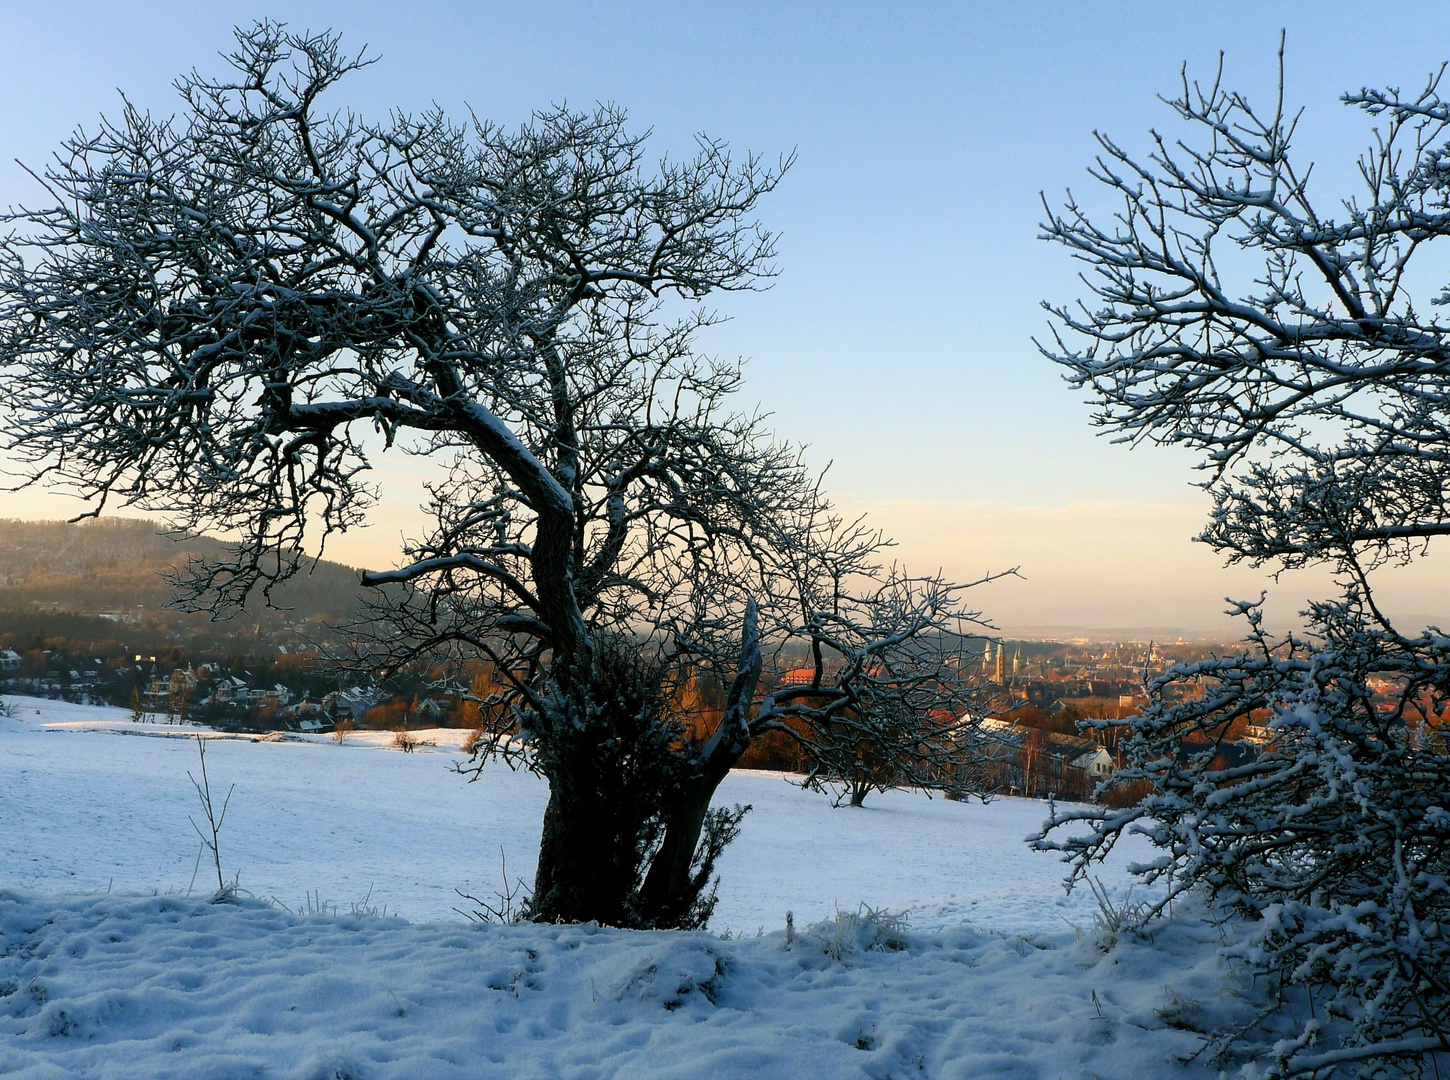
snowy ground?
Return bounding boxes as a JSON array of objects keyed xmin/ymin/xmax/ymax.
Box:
[
  {"xmin": 0, "ymin": 694, "xmax": 1147, "ymax": 932},
  {"xmin": 1, "ymin": 695, "xmax": 1266, "ymax": 1078}
]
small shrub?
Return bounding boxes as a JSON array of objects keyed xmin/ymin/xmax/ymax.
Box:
[
  {"xmin": 391, "ymin": 726, "xmax": 418, "ymax": 753},
  {"xmin": 332, "ymin": 718, "xmax": 354, "ymax": 744},
  {"xmin": 1080, "ymin": 877, "xmax": 1153, "ymax": 952},
  {"xmin": 809, "ymin": 904, "xmax": 910, "ymax": 961},
  {"xmin": 186, "ymin": 735, "xmax": 234, "ymax": 894},
  {"xmin": 454, "ymin": 849, "xmax": 532, "ymax": 924},
  {"xmin": 460, "ymin": 726, "xmax": 484, "ymax": 755}
]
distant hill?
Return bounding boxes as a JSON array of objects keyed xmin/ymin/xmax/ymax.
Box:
[{"xmin": 0, "ymin": 518, "xmax": 372, "ymax": 631}]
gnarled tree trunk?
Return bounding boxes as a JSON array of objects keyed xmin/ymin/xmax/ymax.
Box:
[{"xmin": 637, "ymin": 604, "xmax": 762, "ymax": 926}]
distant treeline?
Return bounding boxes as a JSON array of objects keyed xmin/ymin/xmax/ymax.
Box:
[
  {"xmin": 0, "ymin": 607, "xmax": 294, "ymax": 660},
  {"xmin": 0, "ymin": 517, "xmax": 373, "ymax": 635}
]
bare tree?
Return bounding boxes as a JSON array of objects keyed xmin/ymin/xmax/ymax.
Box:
[
  {"xmin": 1016, "ymin": 726, "xmax": 1049, "ymax": 801},
  {"xmin": 0, "ymin": 23, "xmax": 1003, "ymax": 927},
  {"xmin": 1035, "ymin": 41, "xmax": 1450, "ymax": 1076}
]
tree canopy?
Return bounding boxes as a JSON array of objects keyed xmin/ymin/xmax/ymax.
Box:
[
  {"xmin": 0, "ymin": 23, "xmax": 1002, "ymax": 926},
  {"xmin": 1036, "ymin": 45, "xmax": 1450, "ymax": 1077}
]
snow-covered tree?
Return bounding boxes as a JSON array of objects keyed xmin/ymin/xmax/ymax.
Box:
[
  {"xmin": 0, "ymin": 23, "xmax": 1002, "ymax": 927},
  {"xmin": 1034, "ymin": 44, "xmax": 1450, "ymax": 1076}
]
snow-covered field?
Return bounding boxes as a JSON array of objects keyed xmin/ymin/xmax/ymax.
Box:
[
  {"xmin": 1, "ymin": 695, "xmax": 1142, "ymax": 932},
  {"xmin": 1, "ymin": 695, "xmax": 1260, "ymax": 1078}
]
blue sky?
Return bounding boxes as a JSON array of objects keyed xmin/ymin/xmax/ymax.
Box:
[{"xmin": 4, "ymin": 2, "xmax": 1449, "ymax": 633}]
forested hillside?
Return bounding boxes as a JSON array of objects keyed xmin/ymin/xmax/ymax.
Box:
[{"xmin": 1, "ymin": 518, "xmax": 374, "ymax": 629}]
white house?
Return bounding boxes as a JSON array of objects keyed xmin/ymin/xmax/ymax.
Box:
[{"xmin": 1071, "ymin": 746, "xmax": 1115, "ymax": 782}]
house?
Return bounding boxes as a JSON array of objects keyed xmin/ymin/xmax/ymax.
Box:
[
  {"xmin": 1242, "ymin": 722, "xmax": 1273, "ymax": 744},
  {"xmin": 220, "ymin": 676, "xmax": 251, "ymax": 701},
  {"xmin": 327, "ymin": 685, "xmax": 382, "ymax": 720},
  {"xmin": 1070, "ymin": 746, "xmax": 1115, "ymax": 782},
  {"xmin": 0, "ymin": 649, "xmax": 20, "ymax": 673},
  {"xmin": 976, "ymin": 717, "xmax": 1114, "ymax": 801},
  {"xmin": 279, "ymin": 698, "xmax": 328, "ymax": 732}
]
